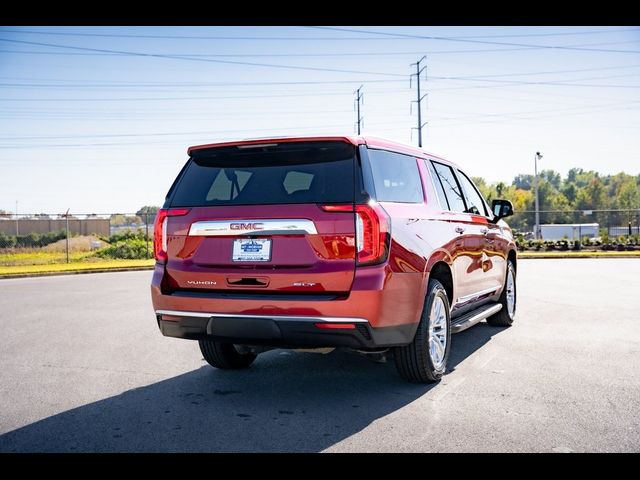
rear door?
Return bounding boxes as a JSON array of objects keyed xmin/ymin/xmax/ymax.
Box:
[
  {"xmin": 163, "ymin": 141, "xmax": 358, "ymax": 294},
  {"xmin": 428, "ymin": 161, "xmax": 490, "ymax": 306}
]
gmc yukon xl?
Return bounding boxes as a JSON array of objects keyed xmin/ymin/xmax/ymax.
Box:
[{"xmin": 150, "ymin": 136, "xmax": 517, "ymax": 383}]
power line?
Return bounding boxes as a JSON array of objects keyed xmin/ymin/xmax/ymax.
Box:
[
  {"xmin": 426, "ymin": 101, "xmax": 640, "ymax": 128},
  {"xmin": 3, "ymin": 70, "xmax": 639, "ymax": 98},
  {"xmin": 442, "ymin": 28, "xmax": 640, "ymax": 39},
  {"xmin": 427, "ymin": 99, "xmax": 640, "ymax": 122},
  {"xmin": 0, "ymin": 79, "xmax": 406, "ymax": 88},
  {"xmin": 2, "ymin": 99, "xmax": 638, "ymax": 148},
  {"xmin": 3, "ymin": 63, "xmax": 640, "ymax": 88},
  {"xmin": 0, "ymin": 89, "xmax": 410, "ymax": 102},
  {"xmin": 429, "ymin": 71, "xmax": 640, "ymax": 87},
  {"xmin": 431, "ymin": 63, "xmax": 640, "ymax": 80},
  {"xmin": 1, "ymin": 27, "xmax": 637, "ymax": 40},
  {"xmin": 305, "ymin": 26, "xmax": 640, "ymax": 54},
  {"xmin": 2, "ymin": 40, "xmax": 638, "ymax": 60},
  {"xmin": 0, "ymin": 38, "xmax": 407, "ymax": 77}
]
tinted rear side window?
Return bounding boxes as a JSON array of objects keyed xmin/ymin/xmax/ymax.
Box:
[
  {"xmin": 367, "ymin": 149, "xmax": 423, "ymax": 203},
  {"xmin": 170, "ymin": 142, "xmax": 355, "ymax": 206},
  {"xmin": 431, "ymin": 161, "xmax": 466, "ymax": 213},
  {"xmin": 426, "ymin": 160, "xmax": 450, "ymax": 210}
]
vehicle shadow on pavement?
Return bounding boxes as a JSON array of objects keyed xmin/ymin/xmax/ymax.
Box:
[{"xmin": 0, "ymin": 324, "xmax": 506, "ymax": 452}]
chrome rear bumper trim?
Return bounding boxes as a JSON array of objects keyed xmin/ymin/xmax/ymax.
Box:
[{"xmin": 155, "ymin": 309, "xmax": 369, "ymax": 323}]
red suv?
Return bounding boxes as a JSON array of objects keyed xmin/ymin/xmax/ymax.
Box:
[{"xmin": 151, "ymin": 136, "xmax": 517, "ymax": 383}]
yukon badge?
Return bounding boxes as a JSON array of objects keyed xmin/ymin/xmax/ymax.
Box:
[{"xmin": 187, "ymin": 280, "xmax": 217, "ymax": 286}]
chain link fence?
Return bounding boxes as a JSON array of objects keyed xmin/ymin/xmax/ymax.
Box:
[
  {"xmin": 0, "ymin": 212, "xmax": 156, "ymax": 267},
  {"xmin": 509, "ymin": 209, "xmax": 640, "ymax": 238},
  {"xmin": 1, "ymin": 208, "xmax": 639, "ymax": 267}
]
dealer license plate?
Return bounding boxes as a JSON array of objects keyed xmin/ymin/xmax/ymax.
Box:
[{"xmin": 232, "ymin": 238, "xmax": 271, "ymax": 262}]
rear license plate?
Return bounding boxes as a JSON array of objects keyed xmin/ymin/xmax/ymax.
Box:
[{"xmin": 232, "ymin": 238, "xmax": 271, "ymax": 262}]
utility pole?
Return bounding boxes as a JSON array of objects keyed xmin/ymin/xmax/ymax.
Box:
[
  {"xmin": 534, "ymin": 152, "xmax": 543, "ymax": 240},
  {"xmin": 354, "ymin": 85, "xmax": 364, "ymax": 135},
  {"xmin": 65, "ymin": 208, "xmax": 70, "ymax": 264},
  {"xmin": 410, "ymin": 56, "xmax": 428, "ymax": 147},
  {"xmin": 15, "ymin": 200, "xmax": 19, "ymax": 236}
]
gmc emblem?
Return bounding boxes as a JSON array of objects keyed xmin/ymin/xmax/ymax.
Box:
[{"xmin": 230, "ymin": 222, "xmax": 264, "ymax": 230}]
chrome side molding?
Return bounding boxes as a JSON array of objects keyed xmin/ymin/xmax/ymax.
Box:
[{"xmin": 454, "ymin": 286, "xmax": 498, "ymax": 307}]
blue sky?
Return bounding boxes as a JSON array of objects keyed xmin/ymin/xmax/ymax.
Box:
[{"xmin": 1, "ymin": 25, "xmax": 639, "ymax": 214}]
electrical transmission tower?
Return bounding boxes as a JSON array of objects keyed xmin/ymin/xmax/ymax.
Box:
[
  {"xmin": 410, "ymin": 56, "xmax": 428, "ymax": 147},
  {"xmin": 354, "ymin": 85, "xmax": 364, "ymax": 135}
]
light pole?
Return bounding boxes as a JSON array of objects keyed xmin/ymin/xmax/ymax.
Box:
[{"xmin": 534, "ymin": 151, "xmax": 543, "ymax": 239}]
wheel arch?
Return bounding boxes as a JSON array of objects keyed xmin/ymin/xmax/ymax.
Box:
[{"xmin": 427, "ymin": 261, "xmax": 454, "ymax": 307}]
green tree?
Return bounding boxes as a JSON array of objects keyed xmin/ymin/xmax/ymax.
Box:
[
  {"xmin": 562, "ymin": 183, "xmax": 577, "ymax": 203},
  {"xmin": 567, "ymin": 167, "xmax": 583, "ymax": 184},
  {"xmin": 540, "ymin": 169, "xmax": 562, "ymax": 190},
  {"xmin": 513, "ymin": 174, "xmax": 534, "ymax": 190},
  {"xmin": 471, "ymin": 176, "xmax": 494, "ymax": 202},
  {"xmin": 575, "ymin": 177, "xmax": 607, "ymax": 210},
  {"xmin": 136, "ymin": 206, "xmax": 160, "ymax": 218},
  {"xmin": 618, "ymin": 179, "xmax": 639, "ymax": 210}
]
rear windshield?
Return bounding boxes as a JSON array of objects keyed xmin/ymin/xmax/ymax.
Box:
[{"xmin": 170, "ymin": 141, "xmax": 356, "ymax": 206}]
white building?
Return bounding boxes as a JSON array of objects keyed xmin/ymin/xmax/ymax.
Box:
[{"xmin": 540, "ymin": 223, "xmax": 599, "ymax": 241}]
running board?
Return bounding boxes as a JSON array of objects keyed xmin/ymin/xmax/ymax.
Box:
[{"xmin": 451, "ymin": 303, "xmax": 502, "ymax": 334}]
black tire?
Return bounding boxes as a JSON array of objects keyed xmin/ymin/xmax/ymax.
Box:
[
  {"xmin": 394, "ymin": 279, "xmax": 451, "ymax": 383},
  {"xmin": 198, "ymin": 339, "xmax": 257, "ymax": 369},
  {"xmin": 486, "ymin": 260, "xmax": 516, "ymax": 327}
]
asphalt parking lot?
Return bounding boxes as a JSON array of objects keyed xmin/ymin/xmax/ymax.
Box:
[{"xmin": 0, "ymin": 259, "xmax": 639, "ymax": 452}]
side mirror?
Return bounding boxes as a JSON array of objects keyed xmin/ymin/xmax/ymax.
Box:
[{"xmin": 491, "ymin": 199, "xmax": 514, "ymax": 223}]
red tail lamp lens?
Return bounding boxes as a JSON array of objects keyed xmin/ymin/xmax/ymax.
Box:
[
  {"xmin": 355, "ymin": 203, "xmax": 390, "ymax": 265},
  {"xmin": 153, "ymin": 208, "xmax": 190, "ymax": 263}
]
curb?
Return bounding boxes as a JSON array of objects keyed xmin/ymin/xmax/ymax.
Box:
[
  {"xmin": 0, "ymin": 266, "xmax": 154, "ymax": 279},
  {"xmin": 519, "ymin": 253, "xmax": 640, "ymax": 259}
]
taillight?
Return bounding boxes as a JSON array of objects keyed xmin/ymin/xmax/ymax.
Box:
[
  {"xmin": 355, "ymin": 203, "xmax": 390, "ymax": 266},
  {"xmin": 153, "ymin": 208, "xmax": 190, "ymax": 263}
]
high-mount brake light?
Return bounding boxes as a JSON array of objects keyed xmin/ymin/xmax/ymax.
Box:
[{"xmin": 319, "ymin": 204, "xmax": 354, "ymax": 212}]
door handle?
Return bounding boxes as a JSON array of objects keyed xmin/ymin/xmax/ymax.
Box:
[
  {"xmin": 480, "ymin": 227, "xmax": 488, "ymax": 235},
  {"xmin": 455, "ymin": 226, "xmax": 465, "ymax": 234}
]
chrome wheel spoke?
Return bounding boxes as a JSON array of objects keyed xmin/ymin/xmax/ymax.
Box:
[
  {"xmin": 427, "ymin": 295, "xmax": 448, "ymax": 370},
  {"xmin": 429, "ymin": 339, "xmax": 440, "ymax": 363},
  {"xmin": 433, "ymin": 335, "xmax": 444, "ymax": 360},
  {"xmin": 506, "ymin": 268, "xmax": 516, "ymax": 318}
]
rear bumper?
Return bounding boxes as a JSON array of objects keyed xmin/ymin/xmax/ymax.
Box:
[
  {"xmin": 155, "ymin": 310, "xmax": 416, "ymax": 349},
  {"xmin": 151, "ymin": 263, "xmax": 422, "ymax": 348}
]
